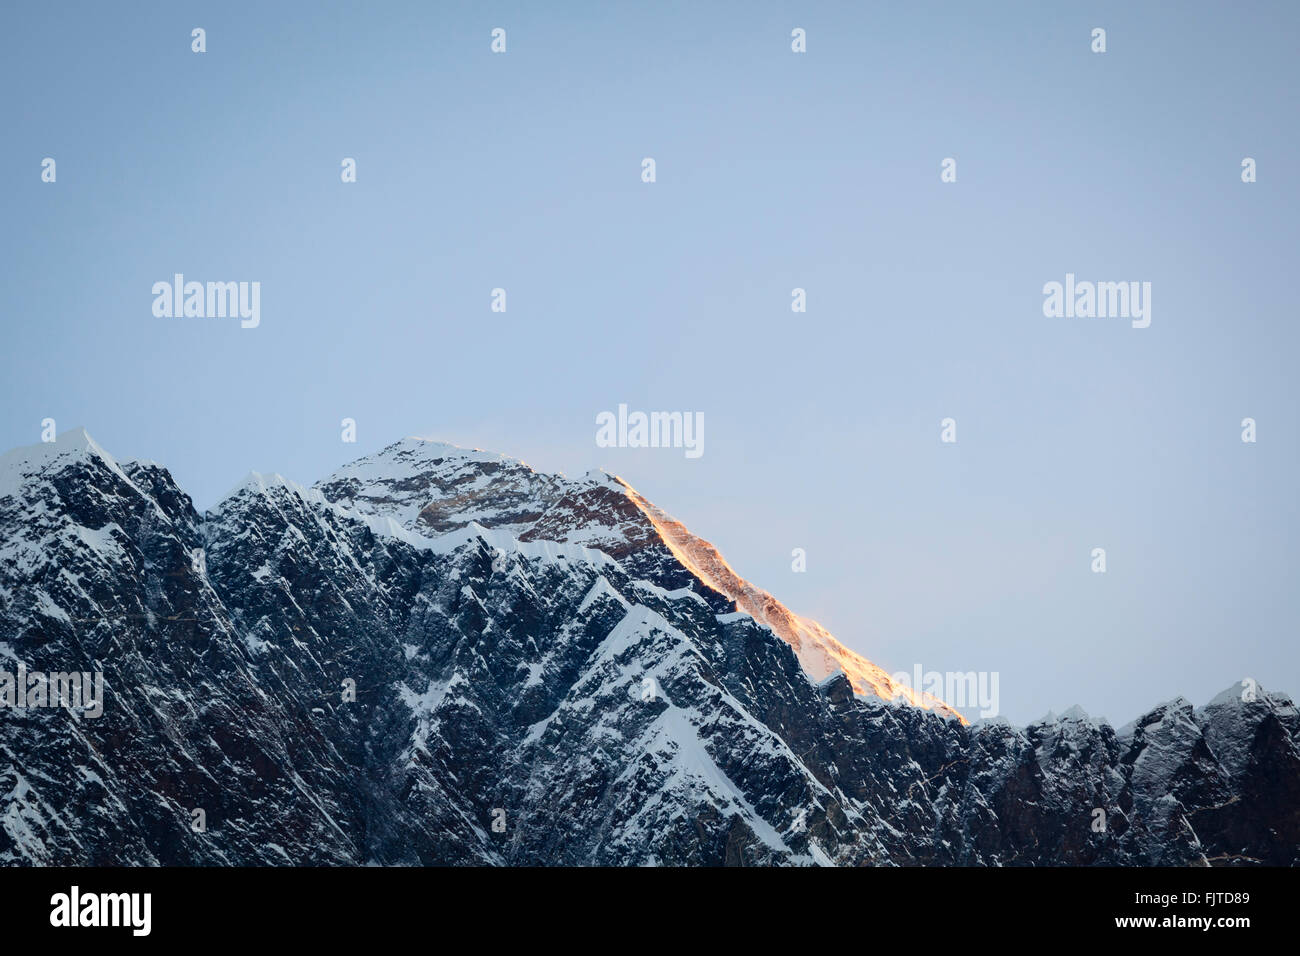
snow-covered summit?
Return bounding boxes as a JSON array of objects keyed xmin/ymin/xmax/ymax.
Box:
[
  {"xmin": 0, "ymin": 427, "xmax": 130, "ymax": 499},
  {"xmin": 310, "ymin": 436, "xmax": 966, "ymax": 720},
  {"xmin": 313, "ymin": 436, "xmax": 567, "ymax": 535}
]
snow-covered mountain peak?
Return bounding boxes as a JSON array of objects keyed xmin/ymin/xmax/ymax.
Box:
[
  {"xmin": 1203, "ymin": 680, "xmax": 1263, "ymax": 710},
  {"xmin": 210, "ymin": 470, "xmax": 325, "ymax": 514},
  {"xmin": 0, "ymin": 427, "xmax": 128, "ymax": 498},
  {"xmin": 392, "ymin": 435, "xmax": 520, "ymax": 463},
  {"xmin": 308, "ymin": 437, "xmax": 966, "ymax": 720},
  {"xmin": 314, "ymin": 436, "xmax": 565, "ymax": 534}
]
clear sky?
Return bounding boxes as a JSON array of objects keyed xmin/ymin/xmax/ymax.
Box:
[{"xmin": 3, "ymin": 1, "xmax": 1297, "ymax": 726}]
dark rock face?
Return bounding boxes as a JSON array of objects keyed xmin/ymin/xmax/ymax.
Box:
[{"xmin": 1, "ymin": 432, "xmax": 1296, "ymax": 866}]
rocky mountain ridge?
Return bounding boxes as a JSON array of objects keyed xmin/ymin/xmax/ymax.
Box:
[{"xmin": 0, "ymin": 431, "xmax": 1296, "ymax": 866}]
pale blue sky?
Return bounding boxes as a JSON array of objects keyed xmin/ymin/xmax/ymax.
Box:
[{"xmin": 3, "ymin": 1, "xmax": 1297, "ymax": 725}]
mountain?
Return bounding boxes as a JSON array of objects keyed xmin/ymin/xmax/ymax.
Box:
[
  {"xmin": 314, "ymin": 437, "xmax": 959, "ymax": 719},
  {"xmin": 0, "ymin": 430, "xmax": 1296, "ymax": 866}
]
